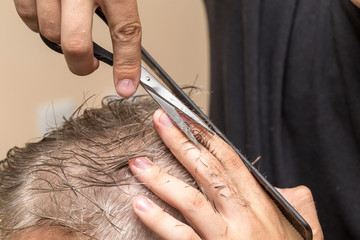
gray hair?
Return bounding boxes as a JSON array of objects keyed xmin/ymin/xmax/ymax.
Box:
[{"xmin": 0, "ymin": 96, "xmax": 198, "ymax": 239}]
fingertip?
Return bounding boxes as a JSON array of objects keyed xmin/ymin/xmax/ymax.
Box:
[
  {"xmin": 153, "ymin": 109, "xmax": 164, "ymax": 124},
  {"xmin": 93, "ymin": 57, "xmax": 100, "ymax": 71},
  {"xmin": 132, "ymin": 196, "xmax": 153, "ymax": 213},
  {"xmin": 129, "ymin": 157, "xmax": 153, "ymax": 173},
  {"xmin": 153, "ymin": 109, "xmax": 174, "ymax": 127},
  {"xmin": 159, "ymin": 111, "xmax": 174, "ymax": 128},
  {"xmin": 28, "ymin": 23, "xmax": 40, "ymax": 33},
  {"xmin": 68, "ymin": 61, "xmax": 98, "ymax": 76},
  {"xmin": 14, "ymin": 0, "xmax": 39, "ymax": 32},
  {"xmin": 115, "ymin": 78, "xmax": 137, "ymax": 98},
  {"xmin": 153, "ymin": 109, "xmax": 175, "ymax": 130},
  {"xmin": 109, "ymin": 12, "xmax": 142, "ymax": 98},
  {"xmin": 66, "ymin": 57, "xmax": 99, "ymax": 76},
  {"xmin": 62, "ymin": 40, "xmax": 98, "ymax": 76}
]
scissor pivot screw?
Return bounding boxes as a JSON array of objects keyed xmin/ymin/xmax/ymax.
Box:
[{"xmin": 145, "ymin": 76, "xmax": 151, "ymax": 81}]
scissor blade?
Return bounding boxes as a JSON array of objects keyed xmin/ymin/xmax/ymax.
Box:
[
  {"xmin": 140, "ymin": 67, "xmax": 213, "ymax": 134},
  {"xmin": 147, "ymin": 91, "xmax": 202, "ymax": 148}
]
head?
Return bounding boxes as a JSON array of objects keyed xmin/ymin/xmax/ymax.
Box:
[{"xmin": 0, "ymin": 96, "xmax": 198, "ymax": 239}]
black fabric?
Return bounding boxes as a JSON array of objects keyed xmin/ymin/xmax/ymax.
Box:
[{"xmin": 204, "ymin": 0, "xmax": 360, "ymax": 239}]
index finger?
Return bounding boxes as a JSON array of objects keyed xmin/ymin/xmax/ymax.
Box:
[
  {"xmin": 102, "ymin": 0, "xmax": 142, "ymax": 98},
  {"xmin": 153, "ymin": 109, "xmax": 272, "ymax": 213},
  {"xmin": 152, "ymin": 109, "xmax": 251, "ymax": 218}
]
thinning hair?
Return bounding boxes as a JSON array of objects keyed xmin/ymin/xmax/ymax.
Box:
[{"xmin": 0, "ymin": 96, "xmax": 198, "ymax": 239}]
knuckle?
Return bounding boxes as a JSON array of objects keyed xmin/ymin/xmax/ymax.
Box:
[
  {"xmin": 183, "ymin": 145, "xmax": 200, "ymax": 161},
  {"xmin": 295, "ymin": 185, "xmax": 313, "ymax": 200},
  {"xmin": 291, "ymin": 185, "xmax": 315, "ymax": 208},
  {"xmin": 186, "ymin": 191, "xmax": 206, "ymax": 210},
  {"xmin": 16, "ymin": 7, "xmax": 37, "ymax": 23},
  {"xmin": 213, "ymin": 183, "xmax": 233, "ymax": 199},
  {"xmin": 225, "ymin": 153, "xmax": 245, "ymax": 170},
  {"xmin": 111, "ymin": 22, "xmax": 141, "ymax": 43},
  {"xmin": 152, "ymin": 168, "xmax": 169, "ymax": 183},
  {"xmin": 62, "ymin": 39, "xmax": 91, "ymax": 57},
  {"xmin": 40, "ymin": 27, "xmax": 60, "ymax": 43},
  {"xmin": 174, "ymin": 135, "xmax": 200, "ymax": 160}
]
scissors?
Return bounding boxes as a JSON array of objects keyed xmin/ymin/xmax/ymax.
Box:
[
  {"xmin": 40, "ymin": 8, "xmax": 213, "ymax": 149},
  {"xmin": 40, "ymin": 7, "xmax": 312, "ymax": 240}
]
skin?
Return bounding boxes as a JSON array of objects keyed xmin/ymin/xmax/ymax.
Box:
[
  {"xmin": 13, "ymin": 1, "xmax": 328, "ymax": 237},
  {"xmin": 352, "ymin": 0, "xmax": 360, "ymax": 7},
  {"xmin": 10, "ymin": 110, "xmax": 323, "ymax": 239},
  {"xmin": 8, "ymin": 227, "xmax": 78, "ymax": 240},
  {"xmin": 129, "ymin": 109, "xmax": 324, "ymax": 240},
  {"xmin": 12, "ymin": 0, "xmax": 360, "ymax": 99},
  {"xmin": 13, "ymin": 0, "xmax": 142, "ymax": 97}
]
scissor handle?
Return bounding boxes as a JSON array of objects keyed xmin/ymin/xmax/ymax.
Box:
[
  {"xmin": 39, "ymin": 33, "xmax": 114, "ymax": 67},
  {"xmin": 39, "ymin": 7, "xmax": 113, "ymax": 66}
]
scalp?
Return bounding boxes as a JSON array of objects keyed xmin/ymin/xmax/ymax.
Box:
[{"xmin": 0, "ymin": 96, "xmax": 197, "ymax": 240}]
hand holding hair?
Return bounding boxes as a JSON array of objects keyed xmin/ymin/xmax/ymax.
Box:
[{"xmin": 129, "ymin": 109, "xmax": 324, "ymax": 240}]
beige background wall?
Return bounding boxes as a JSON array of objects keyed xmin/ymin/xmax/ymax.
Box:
[{"xmin": 0, "ymin": 1, "xmax": 210, "ymax": 158}]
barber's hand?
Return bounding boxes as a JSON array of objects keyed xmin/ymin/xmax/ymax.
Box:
[
  {"xmin": 14, "ymin": 0, "xmax": 141, "ymax": 98},
  {"xmin": 351, "ymin": 0, "xmax": 360, "ymax": 8},
  {"xmin": 129, "ymin": 109, "xmax": 324, "ymax": 240}
]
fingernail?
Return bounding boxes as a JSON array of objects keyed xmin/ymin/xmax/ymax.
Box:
[
  {"xmin": 159, "ymin": 112, "xmax": 174, "ymax": 127},
  {"xmin": 116, "ymin": 79, "xmax": 135, "ymax": 96},
  {"xmin": 136, "ymin": 197, "xmax": 152, "ymax": 212},
  {"xmin": 133, "ymin": 157, "xmax": 152, "ymax": 170}
]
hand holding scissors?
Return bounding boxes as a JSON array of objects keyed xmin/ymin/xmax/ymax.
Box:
[{"xmin": 14, "ymin": 0, "xmax": 141, "ymax": 97}]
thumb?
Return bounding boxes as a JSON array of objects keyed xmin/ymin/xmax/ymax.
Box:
[
  {"xmin": 276, "ymin": 186, "xmax": 324, "ymax": 240},
  {"xmin": 103, "ymin": 0, "xmax": 142, "ymax": 98}
]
